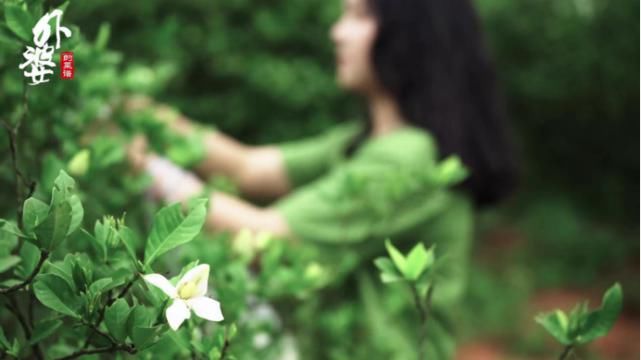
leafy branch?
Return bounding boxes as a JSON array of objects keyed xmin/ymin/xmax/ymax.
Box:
[
  {"xmin": 80, "ymin": 276, "xmax": 139, "ymax": 350},
  {"xmin": 535, "ymin": 283, "xmax": 623, "ymax": 359},
  {"xmin": 0, "ymin": 251, "xmax": 49, "ymax": 294},
  {"xmin": 374, "ymin": 239, "xmax": 437, "ymax": 360},
  {"xmin": 0, "ymin": 79, "xmax": 36, "ymax": 230}
]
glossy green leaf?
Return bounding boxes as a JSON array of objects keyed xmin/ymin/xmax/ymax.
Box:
[
  {"xmin": 33, "ymin": 273, "xmax": 81, "ymax": 318},
  {"xmin": 0, "ymin": 255, "xmax": 21, "ymax": 274},
  {"xmin": 105, "ymin": 298, "xmax": 132, "ymax": 343},
  {"xmin": 384, "ymin": 239, "xmax": 407, "ymax": 275},
  {"xmin": 404, "ymin": 243, "xmax": 434, "ymax": 281},
  {"xmin": 66, "ymin": 195, "xmax": 84, "ymax": 236},
  {"xmin": 0, "ymin": 219, "xmax": 30, "ymax": 239},
  {"xmin": 15, "ymin": 242, "xmax": 40, "ymax": 279},
  {"xmin": 0, "ymin": 326, "xmax": 9, "ymax": 349},
  {"xmin": 4, "ymin": 2, "xmax": 34, "ymax": 42},
  {"xmin": 94, "ymin": 22, "xmax": 110, "ymax": 50},
  {"xmin": 373, "ymin": 257, "xmax": 403, "ymax": 283},
  {"xmin": 29, "ymin": 319, "xmax": 63, "ymax": 345},
  {"xmin": 23, "ymin": 197, "xmax": 49, "ymax": 235},
  {"xmin": 535, "ymin": 309, "xmax": 571, "ymax": 345},
  {"xmin": 34, "ymin": 201, "xmax": 72, "ymax": 251},
  {"xmin": 577, "ymin": 283, "xmax": 623, "ymax": 344},
  {"xmin": 144, "ymin": 198, "xmax": 208, "ymax": 266},
  {"xmin": 119, "ymin": 225, "xmax": 139, "ymax": 265}
]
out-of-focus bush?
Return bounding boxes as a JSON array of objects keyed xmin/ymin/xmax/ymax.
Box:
[{"xmin": 68, "ymin": 0, "xmax": 638, "ymax": 228}]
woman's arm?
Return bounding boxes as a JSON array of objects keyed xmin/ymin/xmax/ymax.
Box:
[
  {"xmin": 129, "ymin": 142, "xmax": 294, "ymax": 241},
  {"xmin": 123, "ymin": 95, "xmax": 293, "ymax": 200},
  {"xmin": 193, "ymin": 130, "xmax": 293, "ymax": 200},
  {"xmin": 205, "ymin": 191, "xmax": 292, "ymax": 239}
]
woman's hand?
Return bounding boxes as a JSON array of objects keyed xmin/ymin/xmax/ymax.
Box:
[{"xmin": 126, "ymin": 134, "xmax": 150, "ymax": 174}]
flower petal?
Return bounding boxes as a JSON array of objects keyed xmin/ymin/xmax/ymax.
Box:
[
  {"xmin": 176, "ymin": 264, "xmax": 209, "ymax": 299},
  {"xmin": 143, "ymin": 273, "xmax": 177, "ymax": 298},
  {"xmin": 187, "ymin": 296, "xmax": 224, "ymax": 322},
  {"xmin": 166, "ymin": 299, "xmax": 190, "ymax": 331}
]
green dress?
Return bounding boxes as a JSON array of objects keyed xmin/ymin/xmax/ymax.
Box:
[{"xmin": 271, "ymin": 120, "xmax": 475, "ymax": 359}]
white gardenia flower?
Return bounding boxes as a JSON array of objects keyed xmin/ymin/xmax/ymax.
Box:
[{"xmin": 143, "ymin": 264, "xmax": 224, "ymax": 330}]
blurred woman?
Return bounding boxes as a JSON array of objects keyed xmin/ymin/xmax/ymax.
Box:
[{"xmin": 127, "ymin": 0, "xmax": 518, "ymax": 356}]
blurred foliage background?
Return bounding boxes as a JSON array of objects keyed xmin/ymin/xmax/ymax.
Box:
[{"xmin": 1, "ymin": 0, "xmax": 638, "ymax": 358}]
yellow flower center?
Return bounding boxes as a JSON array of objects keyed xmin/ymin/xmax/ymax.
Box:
[{"xmin": 178, "ymin": 281, "xmax": 197, "ymax": 299}]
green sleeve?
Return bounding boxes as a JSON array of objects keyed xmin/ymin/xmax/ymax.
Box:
[
  {"xmin": 276, "ymin": 121, "xmax": 363, "ymax": 188},
  {"xmin": 272, "ymin": 131, "xmax": 470, "ymax": 245}
]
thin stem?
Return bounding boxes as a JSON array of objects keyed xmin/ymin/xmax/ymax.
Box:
[
  {"xmin": 218, "ymin": 326, "xmax": 231, "ymax": 360},
  {"xmin": 6, "ymin": 294, "xmax": 43, "ymax": 360},
  {"xmin": 410, "ymin": 284, "xmax": 427, "ymax": 360},
  {"xmin": 82, "ymin": 320, "xmax": 117, "ymax": 344},
  {"xmin": 0, "ymin": 250, "xmax": 49, "ymax": 294},
  {"xmin": 55, "ymin": 343, "xmax": 136, "ymax": 360},
  {"xmin": 1, "ymin": 80, "xmax": 34, "ymax": 230},
  {"xmin": 80, "ymin": 276, "xmax": 138, "ymax": 349},
  {"xmin": 559, "ymin": 345, "xmax": 575, "ymax": 360}
]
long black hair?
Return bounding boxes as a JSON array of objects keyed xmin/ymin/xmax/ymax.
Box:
[{"xmin": 345, "ymin": 0, "xmax": 520, "ymax": 208}]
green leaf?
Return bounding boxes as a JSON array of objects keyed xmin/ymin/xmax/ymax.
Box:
[
  {"xmin": 66, "ymin": 195, "xmax": 84, "ymax": 236},
  {"xmin": 131, "ymin": 325, "xmax": 161, "ymax": 349},
  {"xmin": 33, "ymin": 273, "xmax": 81, "ymax": 318},
  {"xmin": 67, "ymin": 149, "xmax": 90, "ymax": 177},
  {"xmin": 577, "ymin": 283, "xmax": 623, "ymax": 344},
  {"xmin": 380, "ymin": 272, "xmax": 404, "ymax": 283},
  {"xmin": 7, "ymin": 338, "xmax": 20, "ymax": 357},
  {"xmin": 119, "ymin": 225, "xmax": 140, "ymax": 266},
  {"xmin": 373, "ymin": 257, "xmax": 397, "ymax": 274},
  {"xmin": 51, "ymin": 170, "xmax": 76, "ymax": 206},
  {"xmin": 144, "ymin": 198, "xmax": 208, "ymax": 266},
  {"xmin": 404, "ymin": 243, "xmax": 435, "ymax": 281},
  {"xmin": 93, "ymin": 219, "xmax": 112, "ymax": 261},
  {"xmin": 47, "ymin": 256, "xmax": 76, "ymax": 291},
  {"xmin": 4, "ymin": 2, "xmax": 34, "ymax": 42},
  {"xmin": 0, "ymin": 219, "xmax": 31, "ymax": 239},
  {"xmin": 127, "ymin": 305, "xmax": 160, "ymax": 348},
  {"xmin": 49, "ymin": 171, "xmax": 83, "ymax": 236},
  {"xmin": 535, "ymin": 309, "xmax": 572, "ymax": 345},
  {"xmin": 0, "ymin": 26, "xmax": 21, "ymax": 51},
  {"xmin": 567, "ymin": 301, "xmax": 589, "ymax": 339},
  {"xmin": 88, "ymin": 278, "xmax": 114, "ymax": 296},
  {"xmin": 0, "ymin": 255, "xmax": 21, "ymax": 274},
  {"xmin": 373, "ymin": 257, "xmax": 403, "ymax": 283},
  {"xmin": 166, "ymin": 133, "xmax": 206, "ymax": 168},
  {"xmin": 0, "ymin": 326, "xmax": 10, "ymax": 349},
  {"xmin": 384, "ymin": 239, "xmax": 407, "ymax": 275},
  {"xmin": 105, "ymin": 298, "xmax": 132, "ymax": 343},
  {"xmin": 27, "ymin": 0, "xmax": 43, "ymax": 20},
  {"xmin": 71, "ymin": 261, "xmax": 89, "ymax": 293},
  {"xmin": 29, "ymin": 319, "xmax": 63, "ymax": 345},
  {"xmin": 23, "ymin": 197, "xmax": 49, "ymax": 235},
  {"xmin": 15, "ymin": 242, "xmax": 39, "ymax": 279},
  {"xmin": 34, "ymin": 201, "xmax": 72, "ymax": 251},
  {"xmin": 94, "ymin": 22, "xmax": 110, "ymax": 50},
  {"xmin": 434, "ymin": 155, "xmax": 469, "ymax": 185},
  {"xmin": 56, "ymin": 0, "xmax": 70, "ymax": 13}
]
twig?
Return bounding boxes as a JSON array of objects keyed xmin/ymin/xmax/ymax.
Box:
[
  {"xmin": 82, "ymin": 320, "xmax": 118, "ymax": 344},
  {"xmin": 80, "ymin": 276, "xmax": 138, "ymax": 349},
  {"xmin": 6, "ymin": 294, "xmax": 43, "ymax": 360},
  {"xmin": 410, "ymin": 284, "xmax": 427, "ymax": 360},
  {"xmin": 559, "ymin": 344, "xmax": 575, "ymax": 360},
  {"xmin": 0, "ymin": 250, "xmax": 49, "ymax": 294},
  {"xmin": 55, "ymin": 343, "xmax": 136, "ymax": 360},
  {"xmin": 218, "ymin": 327, "xmax": 231, "ymax": 360},
  {"xmin": 1, "ymin": 80, "xmax": 34, "ymax": 230}
]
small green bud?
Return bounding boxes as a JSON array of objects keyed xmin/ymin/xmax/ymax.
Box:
[{"xmin": 67, "ymin": 149, "xmax": 90, "ymax": 176}]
